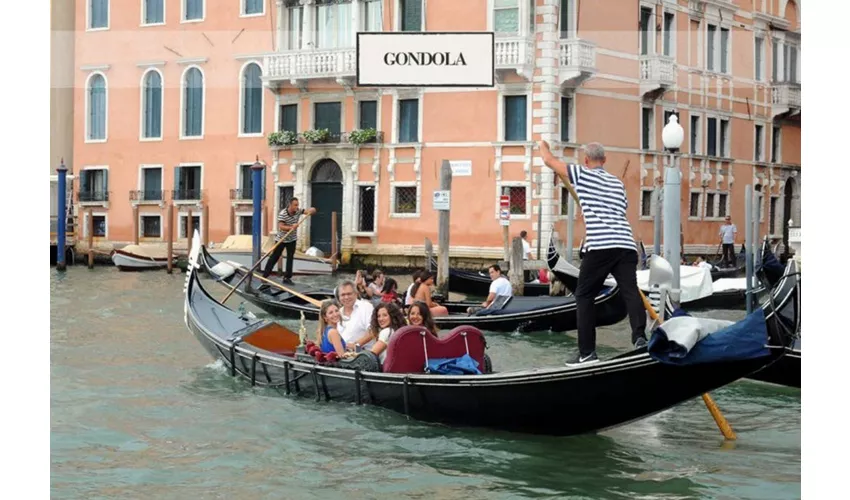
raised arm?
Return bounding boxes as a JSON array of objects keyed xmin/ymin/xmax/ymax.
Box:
[{"xmin": 538, "ymin": 141, "xmax": 577, "ymax": 197}]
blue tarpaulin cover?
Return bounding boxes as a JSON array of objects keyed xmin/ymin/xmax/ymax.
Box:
[
  {"xmin": 425, "ymin": 354, "xmax": 482, "ymax": 375},
  {"xmin": 648, "ymin": 308, "xmax": 770, "ymax": 365}
]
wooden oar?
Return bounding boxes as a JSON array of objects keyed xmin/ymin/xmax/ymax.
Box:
[
  {"xmin": 543, "ymin": 147, "xmax": 737, "ymax": 441},
  {"xmin": 222, "ymin": 214, "xmax": 311, "ymax": 304},
  {"xmin": 229, "ymin": 263, "xmax": 323, "ymax": 308}
]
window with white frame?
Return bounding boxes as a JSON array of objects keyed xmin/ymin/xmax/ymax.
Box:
[
  {"xmin": 141, "ymin": 70, "xmax": 163, "ymax": 139},
  {"xmin": 495, "ymin": 0, "xmax": 520, "ymax": 34},
  {"xmin": 640, "ymin": 188, "xmax": 655, "ymax": 218},
  {"xmin": 690, "ymin": 114, "xmax": 700, "ymax": 154},
  {"xmin": 174, "ymin": 165, "xmax": 202, "ymax": 201},
  {"xmin": 399, "ymin": 0, "xmax": 422, "ymax": 31},
  {"xmin": 316, "ymin": 1, "xmax": 353, "ymax": 49},
  {"xmin": 769, "ymin": 196, "xmax": 779, "ymax": 234},
  {"xmin": 358, "ymin": 100, "xmax": 378, "ymax": 130},
  {"xmin": 706, "ymin": 117, "xmax": 729, "ymax": 157},
  {"xmin": 705, "ymin": 191, "xmax": 716, "ymax": 219},
  {"xmin": 754, "ymin": 36, "xmax": 765, "ymax": 82},
  {"xmin": 241, "ymin": 63, "xmax": 263, "ymax": 135},
  {"xmin": 641, "ymin": 106, "xmax": 654, "ymax": 150},
  {"xmin": 80, "ymin": 169, "xmax": 109, "ymax": 203},
  {"xmin": 719, "ymin": 118, "xmax": 729, "ymax": 157},
  {"xmin": 783, "ymin": 43, "xmax": 799, "ymax": 83},
  {"xmin": 503, "ymin": 185, "xmax": 527, "ymax": 215},
  {"xmin": 243, "ymin": 0, "xmax": 264, "ymax": 16},
  {"xmin": 278, "ymin": 185, "xmax": 295, "ymax": 210},
  {"xmin": 89, "ymin": 0, "xmax": 109, "ymax": 29},
  {"xmin": 238, "ymin": 214, "xmax": 254, "ymax": 235},
  {"xmin": 662, "ymin": 11, "xmax": 675, "ymax": 57},
  {"xmin": 706, "ymin": 24, "xmax": 730, "ymax": 73},
  {"xmin": 90, "ymin": 214, "xmax": 107, "ymax": 237},
  {"xmin": 771, "ymin": 37, "xmax": 779, "ymax": 82},
  {"xmin": 182, "ymin": 67, "xmax": 204, "ymax": 138},
  {"xmin": 314, "ymin": 101, "xmax": 342, "ymax": 136},
  {"xmin": 560, "ymin": 96, "xmax": 572, "ymax": 143},
  {"xmin": 279, "ymin": 103, "xmax": 298, "ymax": 133},
  {"xmin": 503, "ymin": 95, "xmax": 528, "ymax": 142},
  {"xmin": 362, "ymin": 0, "xmax": 382, "ymax": 31},
  {"xmin": 754, "ymin": 124, "xmax": 764, "ymax": 162},
  {"xmin": 397, "ymin": 98, "xmax": 419, "ymax": 143},
  {"xmin": 771, "ymin": 126, "xmax": 781, "ymax": 163},
  {"xmin": 143, "ymin": 0, "xmax": 164, "ymax": 25},
  {"xmin": 356, "ymin": 184, "xmax": 377, "ymax": 232},
  {"xmin": 238, "ymin": 164, "xmax": 265, "ymax": 200},
  {"xmin": 141, "ymin": 215, "xmax": 162, "ymax": 237},
  {"xmin": 688, "ymin": 191, "xmax": 701, "ymax": 218},
  {"xmin": 184, "ymin": 0, "xmax": 204, "ymax": 21},
  {"xmin": 141, "ymin": 166, "xmax": 163, "ymax": 201},
  {"xmin": 707, "ymin": 117, "xmax": 717, "ymax": 156},
  {"xmin": 560, "ymin": 0, "xmax": 574, "ymax": 39},
  {"xmin": 639, "ymin": 6, "xmax": 653, "ymax": 56},
  {"xmin": 87, "ymin": 73, "xmax": 107, "ymax": 141},
  {"xmin": 392, "ymin": 185, "xmax": 418, "ymax": 215},
  {"xmin": 287, "ymin": 5, "xmax": 303, "ymax": 49},
  {"xmin": 179, "ymin": 214, "xmax": 201, "ymax": 238},
  {"xmin": 717, "ymin": 192, "xmax": 728, "ymax": 218}
]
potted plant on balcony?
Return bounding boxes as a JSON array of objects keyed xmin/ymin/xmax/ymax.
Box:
[
  {"xmin": 302, "ymin": 128, "xmax": 330, "ymax": 144},
  {"xmin": 268, "ymin": 130, "xmax": 298, "ymax": 147},
  {"xmin": 348, "ymin": 128, "xmax": 378, "ymax": 145}
]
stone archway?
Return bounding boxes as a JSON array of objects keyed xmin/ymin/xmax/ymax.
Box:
[{"xmin": 308, "ymin": 159, "xmax": 343, "ymax": 255}]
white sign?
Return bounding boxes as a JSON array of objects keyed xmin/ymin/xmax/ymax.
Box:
[
  {"xmin": 449, "ymin": 160, "xmax": 472, "ymax": 177},
  {"xmin": 499, "ymin": 208, "xmax": 510, "ymax": 226},
  {"xmin": 433, "ymin": 190, "xmax": 451, "ymax": 211},
  {"xmin": 357, "ymin": 32, "xmax": 495, "ymax": 87}
]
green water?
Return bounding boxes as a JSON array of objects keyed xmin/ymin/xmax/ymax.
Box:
[{"xmin": 51, "ymin": 267, "xmax": 800, "ymax": 499}]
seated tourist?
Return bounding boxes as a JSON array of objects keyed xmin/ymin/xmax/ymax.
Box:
[
  {"xmin": 411, "ymin": 271, "xmax": 449, "ymax": 317},
  {"xmin": 408, "ymin": 301, "xmax": 439, "ymax": 335},
  {"xmin": 380, "ymin": 278, "xmax": 403, "ymax": 307},
  {"xmin": 467, "ymin": 264, "xmax": 513, "ymax": 314},
  {"xmin": 349, "ymin": 302, "xmax": 408, "ymax": 363},
  {"xmin": 405, "ymin": 269, "xmax": 424, "ymax": 306},
  {"xmin": 317, "ymin": 299, "xmax": 346, "ymax": 355},
  {"xmin": 367, "ymin": 270, "xmax": 385, "ymax": 299},
  {"xmin": 336, "ymin": 279, "xmax": 375, "ymax": 348}
]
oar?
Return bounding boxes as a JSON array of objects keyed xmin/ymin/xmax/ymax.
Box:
[
  {"xmin": 541, "ymin": 146, "xmax": 737, "ymax": 441},
  {"xmin": 222, "ymin": 214, "xmax": 311, "ymax": 304},
  {"xmin": 226, "ymin": 262, "xmax": 323, "ymax": 308}
]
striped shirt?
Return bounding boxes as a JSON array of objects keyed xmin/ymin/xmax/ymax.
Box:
[
  {"xmin": 568, "ymin": 163, "xmax": 636, "ymax": 252},
  {"xmin": 276, "ymin": 208, "xmax": 304, "ymax": 243}
]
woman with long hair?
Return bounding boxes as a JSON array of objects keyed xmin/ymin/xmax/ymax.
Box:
[
  {"xmin": 380, "ymin": 277, "xmax": 402, "ymax": 307},
  {"xmin": 350, "ymin": 302, "xmax": 407, "ymax": 363},
  {"xmin": 411, "ymin": 272, "xmax": 448, "ymax": 316},
  {"xmin": 407, "ymin": 301, "xmax": 439, "ymax": 335},
  {"xmin": 316, "ymin": 299, "xmax": 346, "ymax": 355}
]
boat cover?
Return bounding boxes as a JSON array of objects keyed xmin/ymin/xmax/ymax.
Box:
[
  {"xmin": 425, "ymin": 354, "xmax": 482, "ymax": 375},
  {"xmin": 647, "ymin": 308, "xmax": 769, "ymax": 365},
  {"xmin": 637, "ymin": 266, "xmax": 714, "ymax": 302}
]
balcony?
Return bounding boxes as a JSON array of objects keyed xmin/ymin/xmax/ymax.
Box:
[
  {"xmin": 559, "ymin": 39, "xmax": 596, "ymax": 89},
  {"xmin": 264, "ymin": 48, "xmax": 356, "ymax": 90},
  {"xmin": 640, "ymin": 55, "xmax": 676, "ymax": 98},
  {"xmin": 78, "ymin": 190, "xmax": 109, "ymax": 204},
  {"xmin": 494, "ymin": 36, "xmax": 535, "ymax": 82},
  {"xmin": 172, "ymin": 189, "xmax": 204, "ymax": 204},
  {"xmin": 269, "ymin": 130, "xmax": 385, "ymax": 150},
  {"xmin": 230, "ymin": 188, "xmax": 266, "ymax": 203},
  {"xmin": 129, "ymin": 190, "xmax": 164, "ymax": 205},
  {"xmin": 771, "ymin": 82, "xmax": 801, "ymax": 118}
]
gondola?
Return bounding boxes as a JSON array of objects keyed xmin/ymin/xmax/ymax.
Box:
[
  {"xmin": 182, "ymin": 231, "xmax": 799, "ymax": 437},
  {"xmin": 425, "ymin": 256, "xmax": 553, "ymax": 297},
  {"xmin": 203, "ymin": 245, "xmax": 625, "ymax": 333},
  {"xmin": 546, "ymin": 238, "xmax": 756, "ymax": 310}
]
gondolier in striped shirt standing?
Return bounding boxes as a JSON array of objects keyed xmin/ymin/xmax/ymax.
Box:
[
  {"xmin": 539, "ymin": 141, "xmax": 648, "ymax": 366},
  {"xmin": 261, "ymin": 197, "xmax": 316, "ymax": 285}
]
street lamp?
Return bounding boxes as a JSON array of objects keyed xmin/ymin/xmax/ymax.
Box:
[{"xmin": 661, "ymin": 114, "xmax": 684, "ymax": 306}]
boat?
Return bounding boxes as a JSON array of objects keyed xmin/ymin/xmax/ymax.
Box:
[
  {"xmin": 182, "ymin": 231, "xmax": 799, "ymax": 437},
  {"xmin": 110, "ymin": 245, "xmax": 174, "ymax": 271},
  {"xmin": 444, "ymin": 267, "xmax": 553, "ymax": 297},
  {"xmin": 546, "ymin": 238, "xmax": 757, "ymax": 310},
  {"xmin": 202, "ymin": 245, "xmax": 626, "ymax": 333},
  {"xmin": 745, "ymin": 338, "xmax": 801, "ymax": 388},
  {"xmin": 205, "ymin": 235, "xmax": 333, "ymax": 276}
]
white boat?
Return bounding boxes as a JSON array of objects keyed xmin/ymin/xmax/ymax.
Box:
[
  {"xmin": 205, "ymin": 235, "xmax": 333, "ymax": 276},
  {"xmin": 111, "ymin": 245, "xmax": 174, "ymax": 271}
]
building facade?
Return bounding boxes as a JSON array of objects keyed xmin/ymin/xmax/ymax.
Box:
[
  {"xmin": 73, "ymin": 0, "xmax": 801, "ymax": 263},
  {"xmin": 51, "ymin": 0, "xmax": 76, "ymax": 226}
]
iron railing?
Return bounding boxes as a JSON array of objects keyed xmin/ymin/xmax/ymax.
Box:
[
  {"xmin": 78, "ymin": 190, "xmax": 109, "ymax": 202},
  {"xmin": 172, "ymin": 189, "xmax": 203, "ymax": 201},
  {"xmin": 129, "ymin": 190, "xmax": 164, "ymax": 202}
]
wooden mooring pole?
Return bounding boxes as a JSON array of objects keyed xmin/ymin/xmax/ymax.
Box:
[
  {"xmin": 87, "ymin": 208, "xmax": 94, "ymax": 269},
  {"xmin": 166, "ymin": 203, "xmax": 174, "ymax": 274},
  {"xmin": 331, "ymin": 211, "xmax": 338, "ymax": 273},
  {"xmin": 186, "ymin": 209, "xmax": 194, "ymax": 249},
  {"xmin": 509, "ymin": 237, "xmax": 525, "ymax": 296},
  {"xmin": 202, "ymin": 204, "xmax": 210, "ymax": 247},
  {"xmin": 132, "ymin": 205, "xmax": 140, "ymax": 245},
  {"xmin": 435, "ymin": 160, "xmax": 452, "ymax": 297}
]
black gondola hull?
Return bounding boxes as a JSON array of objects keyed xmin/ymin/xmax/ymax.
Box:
[
  {"xmin": 745, "ymin": 347, "xmax": 800, "ymax": 388},
  {"xmin": 448, "ymin": 268, "xmax": 552, "ymax": 297}
]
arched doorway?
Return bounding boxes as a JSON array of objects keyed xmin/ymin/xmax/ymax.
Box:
[
  {"xmin": 309, "ymin": 159, "xmax": 343, "ymax": 255},
  {"xmin": 782, "ymin": 178, "xmax": 796, "ymax": 256}
]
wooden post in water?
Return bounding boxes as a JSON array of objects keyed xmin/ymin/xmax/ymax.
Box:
[
  {"xmin": 186, "ymin": 209, "xmax": 194, "ymax": 249},
  {"xmin": 87, "ymin": 208, "xmax": 94, "ymax": 269},
  {"xmin": 202, "ymin": 205, "xmax": 209, "ymax": 247},
  {"xmin": 331, "ymin": 211, "xmax": 338, "ymax": 273},
  {"xmin": 436, "ymin": 160, "xmax": 452, "ymax": 297},
  {"xmin": 132, "ymin": 205, "xmax": 139, "ymax": 245},
  {"xmin": 166, "ymin": 204, "xmax": 174, "ymax": 274},
  {"xmin": 509, "ymin": 237, "xmax": 525, "ymax": 296},
  {"xmin": 229, "ymin": 205, "xmax": 235, "ymax": 236}
]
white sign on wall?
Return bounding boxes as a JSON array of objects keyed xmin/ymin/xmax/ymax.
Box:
[
  {"xmin": 449, "ymin": 160, "xmax": 472, "ymax": 177},
  {"xmin": 433, "ymin": 190, "xmax": 451, "ymax": 211},
  {"xmin": 356, "ymin": 32, "xmax": 495, "ymax": 87}
]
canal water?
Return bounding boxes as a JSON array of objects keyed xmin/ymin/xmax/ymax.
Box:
[{"xmin": 51, "ymin": 267, "xmax": 800, "ymax": 499}]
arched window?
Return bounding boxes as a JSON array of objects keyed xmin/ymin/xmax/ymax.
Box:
[
  {"xmin": 241, "ymin": 63, "xmax": 263, "ymax": 135},
  {"xmin": 142, "ymin": 70, "xmax": 162, "ymax": 139},
  {"xmin": 182, "ymin": 67, "xmax": 204, "ymax": 137},
  {"xmin": 87, "ymin": 73, "xmax": 107, "ymax": 141},
  {"xmin": 310, "ymin": 159, "xmax": 343, "ymax": 183}
]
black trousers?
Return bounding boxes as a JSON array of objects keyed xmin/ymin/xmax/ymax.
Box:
[
  {"xmin": 262, "ymin": 239, "xmax": 297, "ymax": 279},
  {"xmin": 575, "ymin": 248, "xmax": 647, "ymax": 357},
  {"xmin": 721, "ymin": 243, "xmax": 735, "ymax": 267}
]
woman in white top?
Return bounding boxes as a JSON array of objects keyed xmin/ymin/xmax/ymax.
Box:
[{"xmin": 349, "ymin": 302, "xmax": 408, "ymax": 363}]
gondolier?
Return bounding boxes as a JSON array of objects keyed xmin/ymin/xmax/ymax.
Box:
[
  {"xmin": 262, "ymin": 197, "xmax": 316, "ymax": 284},
  {"xmin": 539, "ymin": 141, "xmax": 648, "ymax": 366},
  {"xmin": 719, "ymin": 216, "xmax": 737, "ymax": 268}
]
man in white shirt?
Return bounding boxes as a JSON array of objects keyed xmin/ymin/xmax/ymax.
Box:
[
  {"xmin": 719, "ymin": 216, "xmax": 737, "ymax": 268},
  {"xmin": 482, "ymin": 264, "xmax": 513, "ymax": 308},
  {"xmin": 336, "ymin": 280, "xmax": 375, "ymax": 347}
]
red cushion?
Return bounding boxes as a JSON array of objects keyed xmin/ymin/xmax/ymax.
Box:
[{"xmin": 381, "ymin": 325, "xmax": 488, "ymax": 374}]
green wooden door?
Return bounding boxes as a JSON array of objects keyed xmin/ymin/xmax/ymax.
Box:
[{"xmin": 309, "ymin": 160, "xmax": 343, "ymax": 255}]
